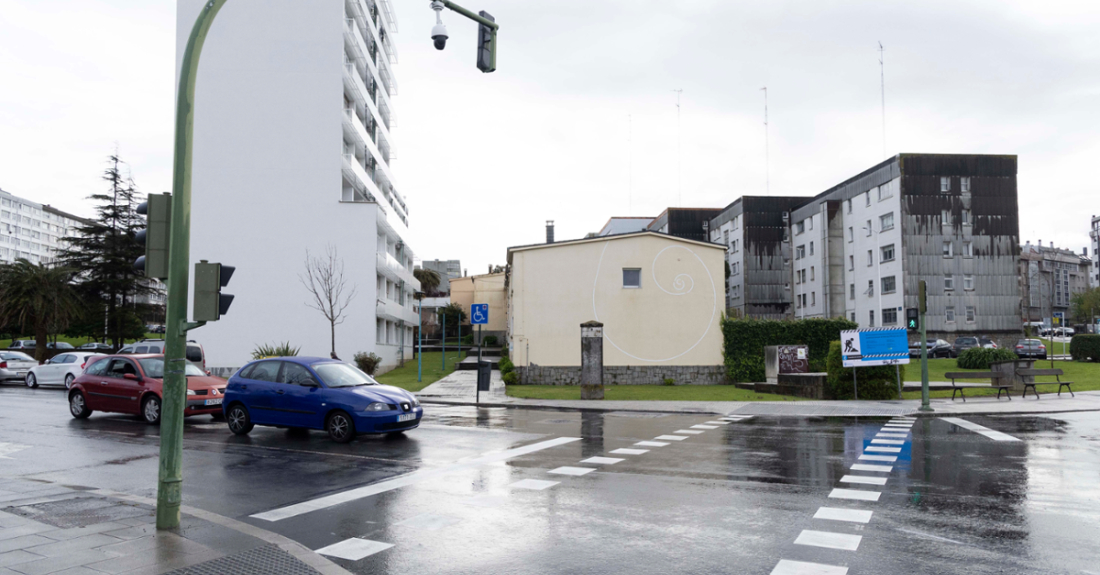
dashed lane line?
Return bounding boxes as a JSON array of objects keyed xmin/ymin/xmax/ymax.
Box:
[
  {"xmin": 610, "ymin": 448, "xmax": 648, "ymax": 455},
  {"xmin": 581, "ymin": 456, "xmax": 624, "ymax": 465},
  {"xmin": 870, "ymin": 439, "xmax": 905, "ymax": 445},
  {"xmin": 654, "ymin": 435, "xmax": 689, "ymax": 441},
  {"xmin": 634, "ymin": 441, "xmax": 670, "ymax": 447},
  {"xmin": 794, "ymin": 529, "xmax": 862, "ymax": 551},
  {"xmin": 691, "ymin": 424, "xmax": 719, "ymax": 430},
  {"xmin": 705, "ymin": 421, "xmax": 730, "ymax": 425},
  {"xmin": 508, "ymin": 479, "xmax": 560, "ymax": 490},
  {"xmin": 813, "ymin": 507, "xmax": 873, "ymax": 524},
  {"xmin": 858, "ymin": 454, "xmax": 896, "ymax": 462},
  {"xmin": 770, "ymin": 559, "xmax": 848, "ymax": 575},
  {"xmin": 548, "ymin": 466, "xmax": 595, "ymax": 476},
  {"xmin": 864, "ymin": 446, "xmax": 901, "ymax": 453},
  {"xmin": 674, "ymin": 429, "xmax": 705, "ymax": 435},
  {"xmin": 941, "ymin": 417, "xmax": 1021, "ymax": 442},
  {"xmin": 850, "ymin": 463, "xmax": 892, "ymax": 473}
]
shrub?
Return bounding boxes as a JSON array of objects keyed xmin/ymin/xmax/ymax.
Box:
[
  {"xmin": 502, "ymin": 371, "xmax": 518, "ymax": 385},
  {"xmin": 825, "ymin": 341, "xmax": 903, "ymax": 400},
  {"xmin": 722, "ymin": 317, "xmax": 858, "ymax": 383},
  {"xmin": 251, "ymin": 342, "xmax": 300, "ymax": 360},
  {"xmin": 500, "ymin": 346, "xmax": 509, "ymax": 358},
  {"xmin": 498, "ymin": 356, "xmax": 514, "ymax": 375},
  {"xmin": 353, "ymin": 352, "xmax": 383, "ymax": 375},
  {"xmin": 1070, "ymin": 334, "xmax": 1100, "ymax": 362},
  {"xmin": 462, "ymin": 334, "xmax": 474, "ymax": 345},
  {"xmin": 956, "ymin": 347, "xmax": 1018, "ymax": 369},
  {"xmin": 483, "ymin": 335, "xmax": 498, "ymax": 346},
  {"xmin": 663, "ymin": 378, "xmax": 675, "ymax": 386}
]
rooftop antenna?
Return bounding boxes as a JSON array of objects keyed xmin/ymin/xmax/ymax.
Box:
[
  {"xmin": 878, "ymin": 41, "xmax": 886, "ymax": 159},
  {"xmin": 672, "ymin": 89, "xmax": 683, "ymax": 207},
  {"xmin": 761, "ymin": 87, "xmax": 769, "ymax": 194}
]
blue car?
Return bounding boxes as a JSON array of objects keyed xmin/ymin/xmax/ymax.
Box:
[{"xmin": 222, "ymin": 357, "xmax": 422, "ymax": 443}]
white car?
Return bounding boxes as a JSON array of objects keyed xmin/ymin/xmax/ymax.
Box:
[
  {"xmin": 25, "ymin": 352, "xmax": 102, "ymax": 389},
  {"xmin": 1, "ymin": 351, "xmax": 37, "ymax": 383}
]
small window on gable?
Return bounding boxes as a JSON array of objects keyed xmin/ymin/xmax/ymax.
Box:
[
  {"xmin": 961, "ymin": 177, "xmax": 971, "ymax": 192},
  {"xmin": 941, "ymin": 177, "xmax": 951, "ymax": 192},
  {"xmin": 622, "ymin": 268, "xmax": 641, "ymax": 288}
]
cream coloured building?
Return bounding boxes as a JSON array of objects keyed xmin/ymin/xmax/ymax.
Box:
[
  {"xmin": 450, "ymin": 272, "xmax": 508, "ymax": 340},
  {"xmin": 507, "ymin": 231, "xmax": 726, "ymax": 385}
]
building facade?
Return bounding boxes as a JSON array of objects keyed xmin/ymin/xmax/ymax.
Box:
[
  {"xmin": 597, "ymin": 217, "xmax": 654, "ymax": 237},
  {"xmin": 1091, "ymin": 215, "xmax": 1100, "ymax": 289},
  {"xmin": 647, "ymin": 208, "xmax": 722, "ymax": 243},
  {"xmin": 708, "ymin": 196, "xmax": 810, "ymax": 317},
  {"xmin": 788, "ymin": 154, "xmax": 1020, "ymax": 345},
  {"xmin": 0, "ymin": 188, "xmax": 90, "ymax": 266},
  {"xmin": 1019, "ymin": 241, "xmax": 1092, "ymax": 327},
  {"xmin": 450, "ymin": 272, "xmax": 507, "ymax": 342},
  {"xmin": 178, "ymin": 0, "xmax": 417, "ymax": 373},
  {"xmin": 420, "ymin": 259, "xmax": 461, "ymax": 294}
]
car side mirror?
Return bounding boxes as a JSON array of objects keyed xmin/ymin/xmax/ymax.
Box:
[
  {"xmin": 123, "ymin": 373, "xmax": 141, "ymax": 382},
  {"xmin": 305, "ymin": 378, "xmax": 321, "ymax": 388},
  {"xmin": 43, "ymin": 359, "xmax": 51, "ymax": 365}
]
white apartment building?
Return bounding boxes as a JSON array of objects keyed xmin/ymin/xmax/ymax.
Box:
[
  {"xmin": 1090, "ymin": 215, "xmax": 1099, "ymax": 288},
  {"xmin": 0, "ymin": 188, "xmax": 88, "ymax": 266},
  {"xmin": 178, "ymin": 0, "xmax": 418, "ymax": 373}
]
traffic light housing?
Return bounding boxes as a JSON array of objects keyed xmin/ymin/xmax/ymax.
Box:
[
  {"xmin": 906, "ymin": 308, "xmax": 919, "ymax": 330},
  {"xmin": 476, "ymin": 11, "xmax": 496, "ymax": 73},
  {"xmin": 194, "ymin": 261, "xmax": 234, "ymax": 322},
  {"xmin": 135, "ymin": 193, "xmax": 172, "ymax": 280}
]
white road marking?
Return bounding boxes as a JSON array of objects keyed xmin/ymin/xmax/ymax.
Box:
[
  {"xmin": 582, "ymin": 457, "xmax": 624, "ymax": 465},
  {"xmin": 942, "ymin": 417, "xmax": 1021, "ymax": 442},
  {"xmin": 883, "ymin": 424, "xmax": 912, "ymax": 429},
  {"xmin": 691, "ymin": 424, "xmax": 719, "ymax": 430},
  {"xmin": 794, "ymin": 529, "xmax": 862, "ymax": 551},
  {"xmin": 876, "ymin": 432, "xmax": 908, "ymax": 438},
  {"xmin": 549, "ymin": 466, "xmax": 595, "ymax": 476},
  {"xmin": 770, "ymin": 559, "xmax": 848, "ymax": 575},
  {"xmin": 814, "ymin": 507, "xmax": 873, "ymax": 524},
  {"xmin": 840, "ymin": 475, "xmax": 888, "ymax": 486},
  {"xmin": 858, "ymin": 454, "xmax": 897, "ymax": 462},
  {"xmin": 864, "ymin": 446, "xmax": 901, "ymax": 453},
  {"xmin": 850, "ymin": 463, "xmax": 892, "ymax": 472},
  {"xmin": 829, "ymin": 488, "xmax": 881, "ymax": 501},
  {"xmin": 634, "ymin": 441, "xmax": 670, "ymax": 447},
  {"xmin": 655, "ymin": 435, "xmax": 689, "ymax": 441},
  {"xmin": 610, "ymin": 448, "xmax": 648, "ymax": 455},
  {"xmin": 0, "ymin": 443, "xmax": 29, "ymax": 460},
  {"xmin": 394, "ymin": 513, "xmax": 462, "ymax": 530},
  {"xmin": 896, "ymin": 528, "xmax": 966, "ymax": 545},
  {"xmin": 251, "ymin": 436, "xmax": 581, "ymax": 521},
  {"xmin": 871, "ymin": 439, "xmax": 905, "ymax": 445},
  {"xmin": 705, "ymin": 421, "xmax": 730, "ymax": 425},
  {"xmin": 509, "ymin": 478, "xmax": 560, "ymax": 490},
  {"xmin": 315, "ymin": 538, "xmax": 393, "ymax": 560},
  {"xmin": 674, "ymin": 429, "xmax": 705, "ymax": 435}
]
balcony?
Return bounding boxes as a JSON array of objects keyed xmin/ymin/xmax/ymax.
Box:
[
  {"xmin": 341, "ymin": 153, "xmax": 386, "ymax": 206},
  {"xmin": 376, "ymin": 297, "xmax": 418, "ymax": 325},
  {"xmin": 344, "ymin": 64, "xmax": 394, "ymax": 149},
  {"xmin": 375, "ymin": 251, "xmax": 420, "ymax": 290}
]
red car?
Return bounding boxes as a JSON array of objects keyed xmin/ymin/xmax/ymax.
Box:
[{"xmin": 68, "ymin": 354, "xmax": 226, "ymax": 424}]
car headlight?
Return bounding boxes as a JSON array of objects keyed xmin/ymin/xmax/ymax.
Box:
[
  {"xmin": 364, "ymin": 402, "xmax": 389, "ymax": 412},
  {"xmin": 411, "ymin": 397, "xmax": 420, "ymax": 407},
  {"xmin": 187, "ymin": 389, "xmax": 196, "ymax": 396}
]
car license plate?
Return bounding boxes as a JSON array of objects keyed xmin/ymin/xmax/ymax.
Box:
[
  {"xmin": 204, "ymin": 398, "xmax": 223, "ymax": 406},
  {"xmin": 397, "ymin": 413, "xmax": 416, "ymax": 422}
]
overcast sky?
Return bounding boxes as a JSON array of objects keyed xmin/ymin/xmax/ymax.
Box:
[{"xmin": 2, "ymin": 0, "xmax": 1098, "ymax": 275}]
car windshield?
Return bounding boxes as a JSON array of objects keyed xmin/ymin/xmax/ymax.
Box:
[
  {"xmin": 957, "ymin": 338, "xmax": 977, "ymax": 345},
  {"xmin": 137, "ymin": 358, "xmax": 206, "ymax": 378},
  {"xmin": 1, "ymin": 352, "xmax": 34, "ymax": 362},
  {"xmin": 311, "ymin": 362, "xmax": 378, "ymax": 388}
]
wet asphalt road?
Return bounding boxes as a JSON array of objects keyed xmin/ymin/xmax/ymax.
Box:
[{"xmin": 1, "ymin": 385, "xmax": 1099, "ymax": 574}]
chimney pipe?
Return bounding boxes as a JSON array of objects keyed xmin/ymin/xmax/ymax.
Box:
[{"xmin": 546, "ymin": 220, "xmax": 555, "ymax": 244}]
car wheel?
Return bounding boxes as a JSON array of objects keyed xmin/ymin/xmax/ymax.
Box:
[
  {"xmin": 226, "ymin": 405, "xmax": 253, "ymax": 435},
  {"xmin": 69, "ymin": 391, "xmax": 91, "ymax": 419},
  {"xmin": 25, "ymin": 373, "xmax": 37, "ymax": 389},
  {"xmin": 141, "ymin": 396, "xmax": 162, "ymax": 425},
  {"xmin": 326, "ymin": 411, "xmax": 356, "ymax": 443},
  {"xmin": 64, "ymin": 374, "xmax": 75, "ymax": 390}
]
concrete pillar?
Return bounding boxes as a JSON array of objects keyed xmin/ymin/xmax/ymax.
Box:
[{"xmin": 580, "ymin": 320, "xmax": 604, "ymax": 400}]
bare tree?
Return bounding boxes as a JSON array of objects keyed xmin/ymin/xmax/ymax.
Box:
[{"xmin": 299, "ymin": 245, "xmax": 357, "ymax": 354}]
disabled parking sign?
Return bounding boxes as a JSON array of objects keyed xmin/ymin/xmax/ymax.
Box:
[{"xmin": 471, "ymin": 304, "xmax": 489, "ymax": 325}]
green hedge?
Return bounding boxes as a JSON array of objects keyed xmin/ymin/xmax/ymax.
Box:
[
  {"xmin": 825, "ymin": 341, "xmax": 902, "ymax": 400},
  {"xmin": 1070, "ymin": 334, "xmax": 1100, "ymax": 362},
  {"xmin": 956, "ymin": 347, "xmax": 1018, "ymax": 369},
  {"xmin": 722, "ymin": 317, "xmax": 857, "ymax": 383}
]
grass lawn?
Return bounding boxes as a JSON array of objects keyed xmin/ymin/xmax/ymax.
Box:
[
  {"xmin": 901, "ymin": 357, "xmax": 1100, "ymax": 399},
  {"xmin": 2, "ymin": 333, "xmax": 163, "ymax": 349},
  {"xmin": 505, "ymin": 385, "xmax": 805, "ymax": 402},
  {"xmin": 375, "ymin": 351, "xmax": 466, "ymax": 392}
]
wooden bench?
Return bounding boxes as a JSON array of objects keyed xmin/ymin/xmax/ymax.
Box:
[
  {"xmin": 1016, "ymin": 368, "xmax": 1074, "ymax": 399},
  {"xmin": 944, "ymin": 372, "xmax": 1011, "ymax": 401}
]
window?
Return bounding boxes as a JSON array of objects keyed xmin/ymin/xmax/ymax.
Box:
[
  {"xmin": 941, "ymin": 177, "xmax": 951, "ymax": 192},
  {"xmin": 867, "ymin": 250, "xmax": 873, "ymax": 266},
  {"xmin": 85, "ymin": 358, "xmax": 110, "ymax": 376},
  {"xmin": 880, "ymin": 212, "xmax": 894, "ymax": 231},
  {"xmin": 881, "ymin": 244, "xmax": 895, "ymax": 262},
  {"xmin": 847, "ymin": 199, "xmax": 852, "ymax": 214},
  {"xmin": 966, "ymin": 306, "xmax": 976, "ymax": 323},
  {"xmin": 848, "ymin": 227, "xmax": 854, "ymax": 242},
  {"xmin": 961, "ymin": 177, "xmax": 971, "ymax": 192},
  {"xmin": 882, "ymin": 275, "xmax": 896, "ymax": 294},
  {"xmin": 964, "ymin": 275, "xmax": 974, "ymax": 290},
  {"xmin": 622, "ymin": 268, "xmax": 641, "ymax": 288},
  {"xmin": 961, "ymin": 210, "xmax": 970, "ymax": 225},
  {"xmin": 869, "ymin": 310, "xmax": 875, "ymax": 327},
  {"xmin": 850, "ymin": 284, "xmax": 855, "ymax": 300},
  {"xmin": 732, "ymin": 285, "xmax": 741, "ymax": 299},
  {"xmin": 796, "ymin": 221, "xmax": 805, "ymax": 235},
  {"xmin": 883, "ymin": 308, "xmax": 898, "ymax": 325},
  {"xmin": 943, "ymin": 242, "xmax": 953, "ymax": 257},
  {"xmin": 731, "ymin": 262, "xmax": 739, "ymax": 275},
  {"xmin": 281, "ymin": 362, "xmax": 317, "ymax": 386},
  {"xmin": 723, "ymin": 230, "xmax": 729, "ymax": 246},
  {"xmin": 848, "ymin": 255, "xmax": 854, "ymax": 271},
  {"xmin": 866, "ymin": 220, "xmax": 873, "ymax": 236},
  {"xmin": 946, "ymin": 306, "xmax": 956, "ymax": 322},
  {"xmin": 963, "ymin": 241, "xmax": 973, "ymax": 257},
  {"xmin": 865, "ymin": 193, "xmax": 871, "ymax": 207},
  {"xmin": 942, "ymin": 209, "xmax": 953, "ymax": 225},
  {"xmin": 945, "ymin": 274, "xmax": 955, "ymax": 291},
  {"xmin": 809, "ymin": 242, "xmax": 814, "ymax": 256},
  {"xmin": 731, "ymin": 240, "xmax": 739, "ymax": 253},
  {"xmin": 796, "ymin": 245, "xmax": 805, "ymax": 259},
  {"xmin": 808, "ymin": 218, "xmax": 813, "ymax": 231},
  {"xmin": 868, "ymin": 280, "xmax": 875, "ymax": 297},
  {"xmin": 810, "ymin": 266, "xmax": 815, "ymax": 281},
  {"xmin": 811, "ymin": 292, "xmax": 816, "ymax": 306}
]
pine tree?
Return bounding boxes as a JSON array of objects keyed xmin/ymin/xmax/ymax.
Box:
[{"xmin": 59, "ymin": 154, "xmax": 153, "ymax": 348}]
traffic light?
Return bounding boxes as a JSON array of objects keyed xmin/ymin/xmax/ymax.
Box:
[
  {"xmin": 476, "ymin": 11, "xmax": 496, "ymax": 73},
  {"xmin": 906, "ymin": 308, "xmax": 919, "ymax": 330},
  {"xmin": 918, "ymin": 280, "xmax": 927, "ymax": 314},
  {"xmin": 194, "ymin": 261, "xmax": 234, "ymax": 322},
  {"xmin": 135, "ymin": 193, "xmax": 172, "ymax": 280}
]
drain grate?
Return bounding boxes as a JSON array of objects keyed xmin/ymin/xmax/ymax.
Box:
[
  {"xmin": 4, "ymin": 496, "xmax": 152, "ymax": 528},
  {"xmin": 162, "ymin": 544, "xmax": 323, "ymax": 575}
]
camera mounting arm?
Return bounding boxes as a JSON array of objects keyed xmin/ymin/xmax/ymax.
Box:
[
  {"xmin": 429, "ymin": 0, "xmax": 499, "ymax": 72},
  {"xmin": 432, "ymin": 0, "xmax": 499, "ymax": 30}
]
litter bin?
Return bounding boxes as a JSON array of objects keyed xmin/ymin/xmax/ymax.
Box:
[{"xmin": 477, "ymin": 360, "xmax": 491, "ymax": 392}]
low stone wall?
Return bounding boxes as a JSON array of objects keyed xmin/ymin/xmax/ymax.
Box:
[{"xmin": 517, "ymin": 364, "xmax": 727, "ymax": 386}]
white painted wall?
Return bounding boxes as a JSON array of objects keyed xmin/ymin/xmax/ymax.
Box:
[{"xmin": 843, "ymin": 178, "xmax": 903, "ymax": 327}]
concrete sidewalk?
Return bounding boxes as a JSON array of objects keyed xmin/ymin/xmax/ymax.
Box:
[
  {"xmin": 0, "ymin": 479, "xmax": 349, "ymax": 575},
  {"xmin": 416, "ymin": 370, "xmax": 1100, "ymax": 417}
]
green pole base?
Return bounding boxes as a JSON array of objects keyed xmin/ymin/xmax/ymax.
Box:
[{"xmin": 918, "ymin": 405, "xmax": 934, "ymax": 412}]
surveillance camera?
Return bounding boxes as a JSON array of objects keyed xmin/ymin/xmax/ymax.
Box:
[{"xmin": 431, "ymin": 23, "xmax": 448, "ymax": 50}]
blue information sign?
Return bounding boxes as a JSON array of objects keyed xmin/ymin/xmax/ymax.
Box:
[
  {"xmin": 471, "ymin": 304, "xmax": 489, "ymax": 325},
  {"xmin": 840, "ymin": 328, "xmax": 910, "ymax": 367}
]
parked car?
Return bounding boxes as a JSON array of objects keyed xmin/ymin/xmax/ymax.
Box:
[
  {"xmin": 979, "ymin": 338, "xmax": 999, "ymax": 349},
  {"xmin": 1054, "ymin": 327, "xmax": 1075, "ymax": 338},
  {"xmin": 46, "ymin": 342, "xmax": 75, "ymax": 350},
  {"xmin": 952, "ymin": 336, "xmax": 980, "ymax": 357},
  {"xmin": 78, "ymin": 343, "xmax": 115, "ymax": 352},
  {"xmin": 909, "ymin": 339, "xmax": 953, "ymax": 358},
  {"xmin": 1, "ymin": 351, "xmax": 38, "ymax": 383},
  {"xmin": 68, "ymin": 354, "xmax": 226, "ymax": 424},
  {"xmin": 1015, "ymin": 339, "xmax": 1047, "ymax": 359},
  {"xmin": 222, "ymin": 357, "xmax": 422, "ymax": 443},
  {"xmin": 25, "ymin": 352, "xmax": 103, "ymax": 389},
  {"xmin": 118, "ymin": 339, "xmax": 206, "ymax": 371},
  {"xmin": 8, "ymin": 340, "xmax": 36, "ymax": 351}
]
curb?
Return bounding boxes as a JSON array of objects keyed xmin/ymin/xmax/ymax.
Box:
[{"xmin": 419, "ymin": 398, "xmax": 726, "ymax": 415}]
